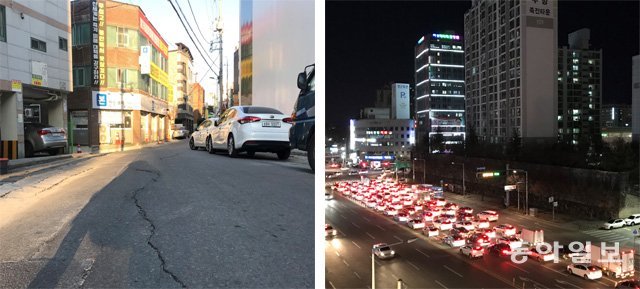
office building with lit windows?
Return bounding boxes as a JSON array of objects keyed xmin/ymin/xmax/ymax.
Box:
[
  {"xmin": 464, "ymin": 0, "xmax": 558, "ymax": 144},
  {"xmin": 349, "ymin": 119, "xmax": 415, "ymax": 164},
  {"xmin": 69, "ymin": 0, "xmax": 170, "ymax": 151},
  {"xmin": 557, "ymin": 28, "xmax": 602, "ymax": 146},
  {"xmin": 414, "ymin": 33, "xmax": 465, "ymax": 149}
]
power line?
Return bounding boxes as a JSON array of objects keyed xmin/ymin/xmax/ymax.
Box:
[
  {"xmin": 176, "ymin": 0, "xmax": 217, "ymax": 67},
  {"xmin": 167, "ymin": 0, "xmax": 219, "ymax": 78},
  {"xmin": 186, "ymin": 0, "xmax": 210, "ymax": 45}
]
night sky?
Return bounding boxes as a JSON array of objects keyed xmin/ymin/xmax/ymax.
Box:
[{"xmin": 326, "ymin": 1, "xmax": 639, "ymax": 128}]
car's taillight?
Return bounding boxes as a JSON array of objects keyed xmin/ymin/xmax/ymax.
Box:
[
  {"xmin": 238, "ymin": 116, "xmax": 261, "ymax": 124},
  {"xmin": 282, "ymin": 117, "xmax": 293, "ymax": 124},
  {"xmin": 37, "ymin": 129, "xmax": 50, "ymax": 135}
]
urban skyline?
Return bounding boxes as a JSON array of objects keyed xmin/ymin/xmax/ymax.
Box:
[{"xmin": 326, "ymin": 1, "xmax": 639, "ymax": 128}]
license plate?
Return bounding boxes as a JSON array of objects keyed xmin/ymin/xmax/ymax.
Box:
[{"xmin": 262, "ymin": 121, "xmax": 281, "ymax": 127}]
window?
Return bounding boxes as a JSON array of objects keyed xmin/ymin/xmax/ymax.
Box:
[
  {"xmin": 117, "ymin": 27, "xmax": 129, "ymax": 47},
  {"xmin": 73, "ymin": 67, "xmax": 91, "ymax": 87},
  {"xmin": 0, "ymin": 5, "xmax": 5, "ymax": 42},
  {"xmin": 31, "ymin": 37, "xmax": 47, "ymax": 52},
  {"xmin": 72, "ymin": 23, "xmax": 90, "ymax": 45},
  {"xmin": 59, "ymin": 37, "xmax": 68, "ymax": 51}
]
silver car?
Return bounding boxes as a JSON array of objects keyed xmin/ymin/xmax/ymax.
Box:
[
  {"xmin": 172, "ymin": 127, "xmax": 190, "ymax": 139},
  {"xmin": 372, "ymin": 243, "xmax": 395, "ymax": 259},
  {"xmin": 24, "ymin": 123, "xmax": 67, "ymax": 157}
]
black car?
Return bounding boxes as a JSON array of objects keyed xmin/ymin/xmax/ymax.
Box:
[
  {"xmin": 616, "ymin": 279, "xmax": 640, "ymax": 289},
  {"xmin": 487, "ymin": 243, "xmax": 513, "ymax": 256},
  {"xmin": 289, "ymin": 64, "xmax": 315, "ymax": 170}
]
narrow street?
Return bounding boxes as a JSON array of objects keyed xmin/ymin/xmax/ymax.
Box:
[{"xmin": 0, "ymin": 141, "xmax": 314, "ymax": 288}]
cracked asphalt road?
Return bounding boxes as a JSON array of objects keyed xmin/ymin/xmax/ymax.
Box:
[{"xmin": 0, "ymin": 141, "xmax": 314, "ymax": 288}]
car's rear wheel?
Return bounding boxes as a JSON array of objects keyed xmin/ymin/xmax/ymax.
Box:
[
  {"xmin": 307, "ymin": 133, "xmax": 314, "ymax": 170},
  {"xmin": 48, "ymin": 148, "xmax": 61, "ymax": 156},
  {"xmin": 277, "ymin": 149, "xmax": 290, "ymax": 160},
  {"xmin": 189, "ymin": 137, "xmax": 197, "ymax": 150},
  {"xmin": 25, "ymin": 142, "xmax": 33, "ymax": 157},
  {"xmin": 206, "ymin": 137, "xmax": 215, "ymax": 154},
  {"xmin": 227, "ymin": 135, "xmax": 238, "ymax": 157},
  {"xmin": 583, "ymin": 274, "xmax": 588, "ymax": 279}
]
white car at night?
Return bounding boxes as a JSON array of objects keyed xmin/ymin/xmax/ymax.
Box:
[{"xmin": 198, "ymin": 106, "xmax": 293, "ymax": 159}]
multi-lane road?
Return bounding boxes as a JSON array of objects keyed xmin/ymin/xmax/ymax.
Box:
[{"xmin": 325, "ymin": 176, "xmax": 640, "ymax": 289}]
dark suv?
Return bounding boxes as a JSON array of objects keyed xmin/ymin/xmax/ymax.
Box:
[{"xmin": 290, "ymin": 64, "xmax": 315, "ymax": 170}]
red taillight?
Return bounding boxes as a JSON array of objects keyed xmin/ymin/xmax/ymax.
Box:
[
  {"xmin": 37, "ymin": 129, "xmax": 50, "ymax": 135},
  {"xmin": 238, "ymin": 116, "xmax": 261, "ymax": 124},
  {"xmin": 282, "ymin": 117, "xmax": 293, "ymax": 124}
]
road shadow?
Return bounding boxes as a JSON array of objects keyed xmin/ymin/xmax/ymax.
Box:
[{"xmin": 26, "ymin": 160, "xmax": 179, "ymax": 288}]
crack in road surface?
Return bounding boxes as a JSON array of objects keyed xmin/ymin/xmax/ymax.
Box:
[{"xmin": 131, "ymin": 169, "xmax": 187, "ymax": 288}]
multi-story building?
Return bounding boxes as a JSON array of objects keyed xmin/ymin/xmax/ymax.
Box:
[
  {"xmin": 464, "ymin": 0, "xmax": 558, "ymax": 144},
  {"xmin": 168, "ymin": 42, "xmax": 193, "ymax": 131},
  {"xmin": 360, "ymin": 107, "xmax": 390, "ymax": 119},
  {"xmin": 558, "ymin": 29, "xmax": 602, "ymax": 146},
  {"xmin": 189, "ymin": 82, "xmax": 205, "ymax": 124},
  {"xmin": 414, "ymin": 33, "xmax": 465, "ymax": 148},
  {"xmin": 601, "ymin": 104, "xmax": 631, "ymax": 128},
  {"xmin": 69, "ymin": 0, "xmax": 170, "ymax": 151},
  {"xmin": 0, "ymin": 1, "xmax": 71, "ymax": 159},
  {"xmin": 633, "ymin": 55, "xmax": 639, "ymax": 142},
  {"xmin": 349, "ymin": 119, "xmax": 415, "ymax": 165}
]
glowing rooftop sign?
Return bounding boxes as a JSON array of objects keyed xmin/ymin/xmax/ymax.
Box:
[
  {"xmin": 417, "ymin": 36, "xmax": 425, "ymax": 44},
  {"xmin": 432, "ymin": 33, "xmax": 460, "ymax": 40}
]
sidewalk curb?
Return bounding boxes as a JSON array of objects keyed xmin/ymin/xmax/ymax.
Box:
[
  {"xmin": 0, "ymin": 153, "xmax": 107, "ymax": 183},
  {"xmin": 7, "ymin": 154, "xmax": 73, "ymax": 171}
]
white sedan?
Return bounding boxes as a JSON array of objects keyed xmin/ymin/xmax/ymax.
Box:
[
  {"xmin": 567, "ymin": 264, "xmax": 602, "ymax": 280},
  {"xmin": 408, "ymin": 219, "xmax": 425, "ymax": 229},
  {"xmin": 602, "ymin": 219, "xmax": 626, "ymax": 230},
  {"xmin": 200, "ymin": 106, "xmax": 293, "ymax": 159}
]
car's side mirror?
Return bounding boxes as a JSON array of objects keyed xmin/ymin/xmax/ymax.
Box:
[{"xmin": 297, "ymin": 72, "xmax": 307, "ymax": 90}]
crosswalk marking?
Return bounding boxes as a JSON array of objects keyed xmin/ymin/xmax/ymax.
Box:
[{"xmin": 582, "ymin": 229, "xmax": 632, "ymax": 244}]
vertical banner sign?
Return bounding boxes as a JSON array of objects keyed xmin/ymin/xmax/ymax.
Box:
[
  {"xmin": 98, "ymin": 0, "xmax": 106, "ymax": 86},
  {"xmin": 92, "ymin": 0, "xmax": 106, "ymax": 87}
]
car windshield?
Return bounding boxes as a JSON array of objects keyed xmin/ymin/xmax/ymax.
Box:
[
  {"xmin": 607, "ymin": 219, "xmax": 617, "ymax": 223},
  {"xmin": 241, "ymin": 106, "xmax": 283, "ymax": 114},
  {"xmin": 379, "ymin": 246, "xmax": 391, "ymax": 251}
]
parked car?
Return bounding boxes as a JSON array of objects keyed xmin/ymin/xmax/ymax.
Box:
[
  {"xmin": 624, "ymin": 214, "xmax": 640, "ymax": 226},
  {"xmin": 172, "ymin": 126, "xmax": 190, "ymax": 139},
  {"xmin": 189, "ymin": 118, "xmax": 218, "ymax": 150},
  {"xmin": 24, "ymin": 123, "xmax": 68, "ymax": 157},
  {"xmin": 201, "ymin": 106, "xmax": 293, "ymax": 159},
  {"xmin": 460, "ymin": 245, "xmax": 484, "ymax": 258},
  {"xmin": 603, "ymin": 218, "xmax": 626, "ymax": 230},
  {"xmin": 372, "ymin": 243, "xmax": 395, "ymax": 259},
  {"xmin": 567, "ymin": 264, "xmax": 602, "ymax": 280},
  {"xmin": 289, "ymin": 64, "xmax": 315, "ymax": 169}
]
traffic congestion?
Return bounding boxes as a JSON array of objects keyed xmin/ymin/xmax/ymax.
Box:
[{"xmin": 325, "ymin": 173, "xmax": 638, "ymax": 289}]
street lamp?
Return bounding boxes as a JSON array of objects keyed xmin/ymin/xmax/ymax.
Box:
[
  {"xmin": 413, "ymin": 158, "xmax": 425, "ymax": 183},
  {"xmin": 451, "ymin": 161, "xmax": 466, "ymax": 196},
  {"xmin": 372, "ymin": 238, "xmax": 418, "ymax": 289},
  {"xmin": 512, "ymin": 169, "xmax": 528, "ymax": 214}
]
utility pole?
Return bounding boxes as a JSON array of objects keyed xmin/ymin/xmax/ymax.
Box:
[{"xmin": 218, "ymin": 31, "xmax": 223, "ymax": 112}]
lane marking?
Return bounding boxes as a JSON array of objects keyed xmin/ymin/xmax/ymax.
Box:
[
  {"xmin": 363, "ymin": 216, "xmax": 370, "ymax": 222},
  {"xmin": 391, "ymin": 273, "xmax": 399, "ymax": 280},
  {"xmin": 366, "ymin": 232, "xmax": 376, "ymax": 239},
  {"xmin": 354, "ymin": 271, "xmax": 362, "ymax": 279},
  {"xmin": 407, "ymin": 260, "xmax": 420, "ymax": 271},
  {"xmin": 506, "ymin": 262, "xmax": 529, "ymax": 273},
  {"xmin": 393, "ymin": 235, "xmax": 403, "ymax": 242},
  {"xmin": 329, "ymin": 281, "xmax": 336, "ymax": 289},
  {"xmin": 335, "ymin": 251, "xmax": 340, "ymax": 257},
  {"xmin": 375, "ymin": 225, "xmax": 386, "ymax": 231},
  {"xmin": 351, "ymin": 241, "xmax": 361, "ymax": 249},
  {"xmin": 538, "ymin": 264, "xmax": 567, "ymax": 276},
  {"xmin": 351, "ymin": 222, "xmax": 361, "ymax": 229},
  {"xmin": 340, "ymin": 214, "xmax": 347, "ymax": 219},
  {"xmin": 342, "ymin": 259, "xmax": 349, "ymax": 267},
  {"xmin": 415, "ymin": 248, "xmax": 431, "ymax": 258},
  {"xmin": 443, "ymin": 265, "xmax": 463, "ymax": 278},
  {"xmin": 434, "ymin": 280, "xmax": 449, "ymax": 289}
]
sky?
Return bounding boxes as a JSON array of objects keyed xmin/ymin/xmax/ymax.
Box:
[
  {"xmin": 326, "ymin": 1, "xmax": 640, "ymax": 128},
  {"xmin": 123, "ymin": 0, "xmax": 239, "ymax": 104}
]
